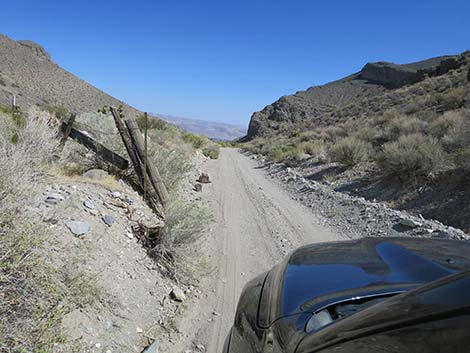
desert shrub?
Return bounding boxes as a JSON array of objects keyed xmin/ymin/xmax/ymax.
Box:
[
  {"xmin": 428, "ymin": 87, "xmax": 466, "ymax": 110},
  {"xmin": 183, "ymin": 133, "xmax": 208, "ymax": 149},
  {"xmin": 298, "ymin": 141, "xmax": 327, "ymax": 161},
  {"xmin": 267, "ymin": 144, "xmax": 301, "ymax": 162},
  {"xmin": 328, "ymin": 137, "xmax": 370, "ymax": 166},
  {"xmin": 384, "ymin": 115, "xmax": 428, "ymax": 141},
  {"xmin": 377, "ymin": 133, "xmax": 449, "ymax": 181},
  {"xmin": 136, "ymin": 114, "xmax": 169, "ymax": 131},
  {"xmin": 150, "ymin": 148, "xmax": 193, "ymax": 193},
  {"xmin": 428, "ymin": 111, "xmax": 461, "ymax": 139},
  {"xmin": 0, "ymin": 215, "xmax": 99, "ymax": 353},
  {"xmin": 0, "ymin": 217, "xmax": 64, "ymax": 352},
  {"xmin": 151, "ymin": 200, "xmax": 212, "ymax": 279},
  {"xmin": 44, "ymin": 104, "xmax": 69, "ymax": 121},
  {"xmin": 202, "ymin": 143, "xmax": 220, "ymax": 159},
  {"xmin": 299, "ymin": 130, "xmax": 321, "ymax": 142},
  {"xmin": 0, "ymin": 111, "xmax": 57, "ymax": 211},
  {"xmin": 322, "ymin": 125, "xmax": 348, "ymax": 142},
  {"xmin": 441, "ymin": 110, "xmax": 470, "ymax": 172}
]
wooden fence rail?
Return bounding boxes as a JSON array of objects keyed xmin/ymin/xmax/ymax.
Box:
[{"xmin": 59, "ymin": 120, "xmax": 129, "ymax": 170}]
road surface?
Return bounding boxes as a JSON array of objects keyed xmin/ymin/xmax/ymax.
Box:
[
  {"xmin": 172, "ymin": 148, "xmax": 347, "ymax": 352},
  {"xmin": 197, "ymin": 148, "xmax": 347, "ymax": 352}
]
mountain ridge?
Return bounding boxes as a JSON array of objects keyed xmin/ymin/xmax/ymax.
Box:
[
  {"xmin": 245, "ymin": 52, "xmax": 467, "ymax": 140},
  {"xmin": 156, "ymin": 113, "xmax": 246, "ymax": 140}
]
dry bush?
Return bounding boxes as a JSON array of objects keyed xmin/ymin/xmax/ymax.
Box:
[
  {"xmin": 267, "ymin": 143, "xmax": 302, "ymax": 162},
  {"xmin": 328, "ymin": 137, "xmax": 370, "ymax": 167},
  {"xmin": 298, "ymin": 141, "xmax": 327, "ymax": 161},
  {"xmin": 202, "ymin": 143, "xmax": 220, "ymax": 159},
  {"xmin": 384, "ymin": 115, "xmax": 428, "ymax": 141},
  {"xmin": 428, "ymin": 110, "xmax": 462, "ymax": 139},
  {"xmin": 150, "ymin": 147, "xmax": 193, "ymax": 194},
  {"xmin": 0, "ymin": 110, "xmax": 57, "ymax": 211},
  {"xmin": 377, "ymin": 133, "xmax": 450, "ymax": 181},
  {"xmin": 441, "ymin": 110, "xmax": 470, "ymax": 172},
  {"xmin": 149, "ymin": 200, "xmax": 212, "ymax": 279}
]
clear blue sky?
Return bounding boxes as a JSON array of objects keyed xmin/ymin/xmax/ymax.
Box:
[{"xmin": 1, "ymin": 1, "xmax": 469, "ymax": 126}]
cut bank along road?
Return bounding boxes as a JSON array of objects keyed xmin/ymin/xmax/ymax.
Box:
[{"xmin": 192, "ymin": 148, "xmax": 348, "ymax": 353}]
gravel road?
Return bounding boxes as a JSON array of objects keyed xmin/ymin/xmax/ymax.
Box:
[{"xmin": 196, "ymin": 148, "xmax": 347, "ymax": 353}]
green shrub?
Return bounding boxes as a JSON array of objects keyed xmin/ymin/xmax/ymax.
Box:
[
  {"xmin": 202, "ymin": 143, "xmax": 220, "ymax": 159},
  {"xmin": 441, "ymin": 110, "xmax": 470, "ymax": 172},
  {"xmin": 377, "ymin": 133, "xmax": 449, "ymax": 181},
  {"xmin": 328, "ymin": 137, "xmax": 370, "ymax": 166},
  {"xmin": 136, "ymin": 115, "xmax": 169, "ymax": 131},
  {"xmin": 44, "ymin": 104, "xmax": 69, "ymax": 121},
  {"xmin": 150, "ymin": 148, "xmax": 194, "ymax": 193},
  {"xmin": 183, "ymin": 133, "xmax": 208, "ymax": 148},
  {"xmin": 298, "ymin": 141, "xmax": 326, "ymax": 161},
  {"xmin": 267, "ymin": 144, "xmax": 301, "ymax": 162}
]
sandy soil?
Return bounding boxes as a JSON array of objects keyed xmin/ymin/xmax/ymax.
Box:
[{"xmin": 173, "ymin": 148, "xmax": 347, "ymax": 353}]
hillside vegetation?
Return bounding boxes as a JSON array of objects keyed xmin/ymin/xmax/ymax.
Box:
[{"xmin": 244, "ymin": 51, "xmax": 470, "ymax": 232}]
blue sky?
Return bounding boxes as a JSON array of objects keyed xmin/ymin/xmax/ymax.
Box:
[{"xmin": 1, "ymin": 1, "xmax": 469, "ymax": 126}]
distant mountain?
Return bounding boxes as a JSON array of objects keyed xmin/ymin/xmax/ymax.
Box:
[
  {"xmin": 156, "ymin": 114, "xmax": 246, "ymax": 141},
  {"xmin": 0, "ymin": 34, "xmax": 140, "ymax": 117}
]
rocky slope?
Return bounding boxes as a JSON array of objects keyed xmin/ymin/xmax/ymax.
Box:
[
  {"xmin": 245, "ymin": 53, "xmax": 467, "ymax": 139},
  {"xmin": 0, "ymin": 34, "xmax": 140, "ymax": 117}
]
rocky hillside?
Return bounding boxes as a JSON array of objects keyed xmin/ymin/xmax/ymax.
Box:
[
  {"xmin": 246, "ymin": 53, "xmax": 467, "ymax": 139},
  {"xmin": 243, "ymin": 50, "xmax": 470, "ymax": 234},
  {"xmin": 157, "ymin": 113, "xmax": 246, "ymax": 140},
  {"xmin": 0, "ymin": 34, "xmax": 140, "ymax": 117}
]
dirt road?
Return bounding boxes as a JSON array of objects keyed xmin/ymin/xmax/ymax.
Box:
[{"xmin": 182, "ymin": 148, "xmax": 348, "ymax": 353}]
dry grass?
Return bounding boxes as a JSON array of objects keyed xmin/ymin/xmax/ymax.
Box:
[
  {"xmin": 0, "ymin": 109, "xmax": 57, "ymax": 212},
  {"xmin": 0, "ymin": 111, "xmax": 100, "ymax": 352}
]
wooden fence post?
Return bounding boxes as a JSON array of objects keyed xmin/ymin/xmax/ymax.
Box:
[
  {"xmin": 125, "ymin": 118, "xmax": 169, "ymax": 208},
  {"xmin": 57, "ymin": 113, "xmax": 76, "ymax": 152},
  {"xmin": 110, "ymin": 107, "xmax": 166, "ymax": 218}
]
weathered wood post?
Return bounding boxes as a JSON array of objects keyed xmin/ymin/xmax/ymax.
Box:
[
  {"xmin": 57, "ymin": 113, "xmax": 76, "ymax": 151},
  {"xmin": 125, "ymin": 118, "xmax": 169, "ymax": 208},
  {"xmin": 110, "ymin": 107, "xmax": 166, "ymax": 218},
  {"xmin": 144, "ymin": 112, "xmax": 149, "ymax": 203}
]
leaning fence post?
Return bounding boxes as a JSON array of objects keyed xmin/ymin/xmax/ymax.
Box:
[
  {"xmin": 110, "ymin": 107, "xmax": 165, "ymax": 219},
  {"xmin": 57, "ymin": 113, "xmax": 76, "ymax": 150},
  {"xmin": 124, "ymin": 118, "xmax": 169, "ymax": 208}
]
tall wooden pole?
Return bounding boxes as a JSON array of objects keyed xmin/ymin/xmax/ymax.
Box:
[{"xmin": 144, "ymin": 112, "xmax": 148, "ymax": 203}]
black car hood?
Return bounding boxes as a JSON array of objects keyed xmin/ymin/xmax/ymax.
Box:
[{"xmin": 262, "ymin": 237, "xmax": 470, "ymax": 326}]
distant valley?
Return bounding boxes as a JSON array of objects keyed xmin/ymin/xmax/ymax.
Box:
[{"xmin": 156, "ymin": 113, "xmax": 246, "ymax": 141}]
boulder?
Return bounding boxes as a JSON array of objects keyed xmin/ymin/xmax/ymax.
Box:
[
  {"xmin": 169, "ymin": 287, "xmax": 186, "ymax": 302},
  {"xmin": 66, "ymin": 221, "xmax": 91, "ymax": 236},
  {"xmin": 194, "ymin": 183, "xmax": 203, "ymax": 192},
  {"xmin": 198, "ymin": 173, "xmax": 211, "ymax": 184},
  {"xmin": 102, "ymin": 215, "xmax": 115, "ymax": 226},
  {"xmin": 45, "ymin": 193, "xmax": 64, "ymax": 205},
  {"xmin": 399, "ymin": 218, "xmax": 422, "ymax": 229}
]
